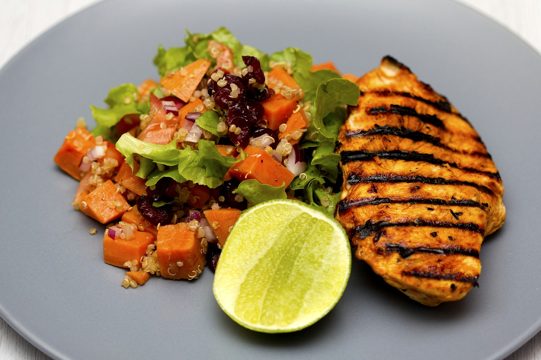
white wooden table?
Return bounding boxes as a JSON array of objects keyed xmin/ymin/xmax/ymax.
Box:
[{"xmin": 0, "ymin": 0, "xmax": 540, "ymax": 359}]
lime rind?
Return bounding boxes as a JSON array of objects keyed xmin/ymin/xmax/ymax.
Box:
[{"xmin": 213, "ymin": 199, "xmax": 351, "ymax": 333}]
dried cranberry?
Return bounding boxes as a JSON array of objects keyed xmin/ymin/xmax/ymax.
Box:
[
  {"xmin": 147, "ymin": 178, "xmax": 178, "ymax": 201},
  {"xmin": 218, "ymin": 180, "xmax": 247, "ymax": 210},
  {"xmin": 160, "ymin": 96, "xmax": 184, "ymax": 115},
  {"xmin": 115, "ymin": 113, "xmax": 140, "ymax": 136},
  {"xmin": 242, "ymin": 56, "xmax": 265, "ymax": 85},
  {"xmin": 210, "ymin": 74, "xmax": 246, "ymax": 110},
  {"xmin": 137, "ymin": 196, "xmax": 173, "ymax": 225},
  {"xmin": 246, "ymin": 86, "xmax": 272, "ymax": 102}
]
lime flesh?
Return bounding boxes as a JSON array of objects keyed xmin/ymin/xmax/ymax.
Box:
[{"xmin": 213, "ymin": 200, "xmax": 351, "ymax": 333}]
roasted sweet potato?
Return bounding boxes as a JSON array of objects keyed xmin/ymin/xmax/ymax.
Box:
[
  {"xmin": 80, "ymin": 180, "xmax": 130, "ymax": 224},
  {"xmin": 266, "ymin": 66, "xmax": 302, "ymax": 100},
  {"xmin": 103, "ymin": 230, "xmax": 155, "ymax": 268},
  {"xmin": 121, "ymin": 206, "xmax": 157, "ymax": 236},
  {"xmin": 54, "ymin": 127, "xmax": 96, "ymax": 180},
  {"xmin": 278, "ymin": 109, "xmax": 308, "ymax": 144},
  {"xmin": 156, "ymin": 223, "xmax": 206, "ymax": 280},
  {"xmin": 262, "ymin": 94, "xmax": 298, "ymax": 131},
  {"xmin": 203, "ymin": 208, "xmax": 241, "ymax": 247},
  {"xmin": 160, "ymin": 59, "xmax": 211, "ymax": 102},
  {"xmin": 228, "ymin": 145, "xmax": 294, "ymax": 187},
  {"xmin": 114, "ymin": 161, "xmax": 147, "ymax": 196}
]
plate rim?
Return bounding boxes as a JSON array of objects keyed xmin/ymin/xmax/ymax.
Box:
[{"xmin": 0, "ymin": 0, "xmax": 540, "ymax": 359}]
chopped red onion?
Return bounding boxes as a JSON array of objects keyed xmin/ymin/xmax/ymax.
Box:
[
  {"xmin": 79, "ymin": 161, "xmax": 91, "ymax": 173},
  {"xmin": 181, "ymin": 118, "xmax": 195, "ymax": 131},
  {"xmin": 185, "ymin": 112, "xmax": 202, "ymax": 121},
  {"xmin": 87, "ymin": 145, "xmax": 106, "ymax": 161},
  {"xmin": 285, "ymin": 146, "xmax": 307, "ymax": 176},
  {"xmin": 200, "ymin": 218, "xmax": 217, "ymax": 242},
  {"xmin": 187, "ymin": 210, "xmax": 202, "ymax": 222},
  {"xmin": 185, "ymin": 124, "xmax": 203, "ymax": 143},
  {"xmin": 160, "ymin": 96, "xmax": 184, "ymax": 115},
  {"xmin": 107, "ymin": 227, "xmax": 118, "ymax": 239}
]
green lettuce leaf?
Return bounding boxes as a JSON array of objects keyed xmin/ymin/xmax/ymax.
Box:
[
  {"xmin": 153, "ymin": 46, "xmax": 196, "ymax": 76},
  {"xmin": 90, "ymin": 83, "xmax": 142, "ymax": 138},
  {"xmin": 310, "ymin": 78, "xmax": 359, "ymax": 139},
  {"xmin": 269, "ymin": 48, "xmax": 312, "ymax": 75},
  {"xmin": 136, "ymin": 157, "xmax": 156, "ymax": 179},
  {"xmin": 146, "ymin": 168, "xmax": 184, "ymax": 187},
  {"xmin": 176, "ymin": 140, "xmax": 237, "ymax": 188},
  {"xmin": 195, "ymin": 111, "xmax": 222, "ymax": 136},
  {"xmin": 185, "ymin": 27, "xmax": 242, "ymax": 62},
  {"xmin": 300, "ymin": 69, "xmax": 341, "ymax": 102},
  {"xmin": 185, "ymin": 27, "xmax": 268, "ymax": 69},
  {"xmin": 115, "ymin": 133, "xmax": 181, "ymax": 168},
  {"xmin": 104, "ymin": 83, "xmax": 139, "ymax": 107},
  {"xmin": 292, "ymin": 78, "xmax": 359, "ymax": 214},
  {"xmin": 311, "ymin": 140, "xmax": 340, "ymax": 183},
  {"xmin": 234, "ymin": 180, "xmax": 287, "ymax": 206}
]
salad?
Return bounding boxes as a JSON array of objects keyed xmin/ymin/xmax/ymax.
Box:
[{"xmin": 53, "ymin": 27, "xmax": 359, "ymax": 288}]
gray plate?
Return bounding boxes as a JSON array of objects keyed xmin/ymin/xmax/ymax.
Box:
[{"xmin": 1, "ymin": 0, "xmax": 540, "ymax": 359}]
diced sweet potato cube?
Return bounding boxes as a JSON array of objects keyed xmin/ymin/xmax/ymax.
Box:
[
  {"xmin": 126, "ymin": 271, "xmax": 151, "ymax": 286},
  {"xmin": 103, "ymin": 141, "xmax": 123, "ymax": 168},
  {"xmin": 203, "ymin": 208, "xmax": 241, "ymax": 247},
  {"xmin": 73, "ymin": 173, "xmax": 95, "ymax": 209},
  {"xmin": 114, "ymin": 161, "xmax": 147, "ymax": 196},
  {"xmin": 262, "ymin": 94, "xmax": 298, "ymax": 130},
  {"xmin": 54, "ymin": 127, "xmax": 95, "ymax": 180},
  {"xmin": 121, "ymin": 206, "xmax": 157, "ymax": 236},
  {"xmin": 228, "ymin": 145, "xmax": 294, "ymax": 188},
  {"xmin": 278, "ymin": 109, "xmax": 308, "ymax": 144},
  {"xmin": 80, "ymin": 180, "xmax": 130, "ymax": 224},
  {"xmin": 160, "ymin": 59, "xmax": 211, "ymax": 102},
  {"xmin": 156, "ymin": 223, "xmax": 205, "ymax": 280},
  {"xmin": 103, "ymin": 230, "xmax": 155, "ymax": 268},
  {"xmin": 267, "ymin": 66, "xmax": 303, "ymax": 100}
]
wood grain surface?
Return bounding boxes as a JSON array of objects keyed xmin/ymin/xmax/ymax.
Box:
[{"xmin": 0, "ymin": 0, "xmax": 539, "ymax": 359}]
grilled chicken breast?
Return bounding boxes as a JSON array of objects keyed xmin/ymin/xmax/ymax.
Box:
[{"xmin": 337, "ymin": 56, "xmax": 505, "ymax": 306}]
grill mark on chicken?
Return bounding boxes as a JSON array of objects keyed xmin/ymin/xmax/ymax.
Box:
[
  {"xmin": 383, "ymin": 243, "xmax": 480, "ymax": 259},
  {"xmin": 369, "ymin": 89, "xmax": 453, "ymax": 113},
  {"xmin": 341, "ymin": 150, "xmax": 500, "ymax": 179},
  {"xmin": 347, "ymin": 173, "xmax": 495, "ymax": 195},
  {"xmin": 345, "ymin": 125, "xmax": 491, "ymax": 158},
  {"xmin": 402, "ymin": 270, "xmax": 479, "ymax": 285},
  {"xmin": 338, "ymin": 197, "xmax": 487, "ymax": 212},
  {"xmin": 354, "ymin": 220, "xmax": 484, "ymax": 240},
  {"xmin": 366, "ymin": 104, "xmax": 446, "ymax": 129}
]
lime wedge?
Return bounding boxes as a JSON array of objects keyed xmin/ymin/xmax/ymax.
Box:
[{"xmin": 213, "ymin": 199, "xmax": 351, "ymax": 333}]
